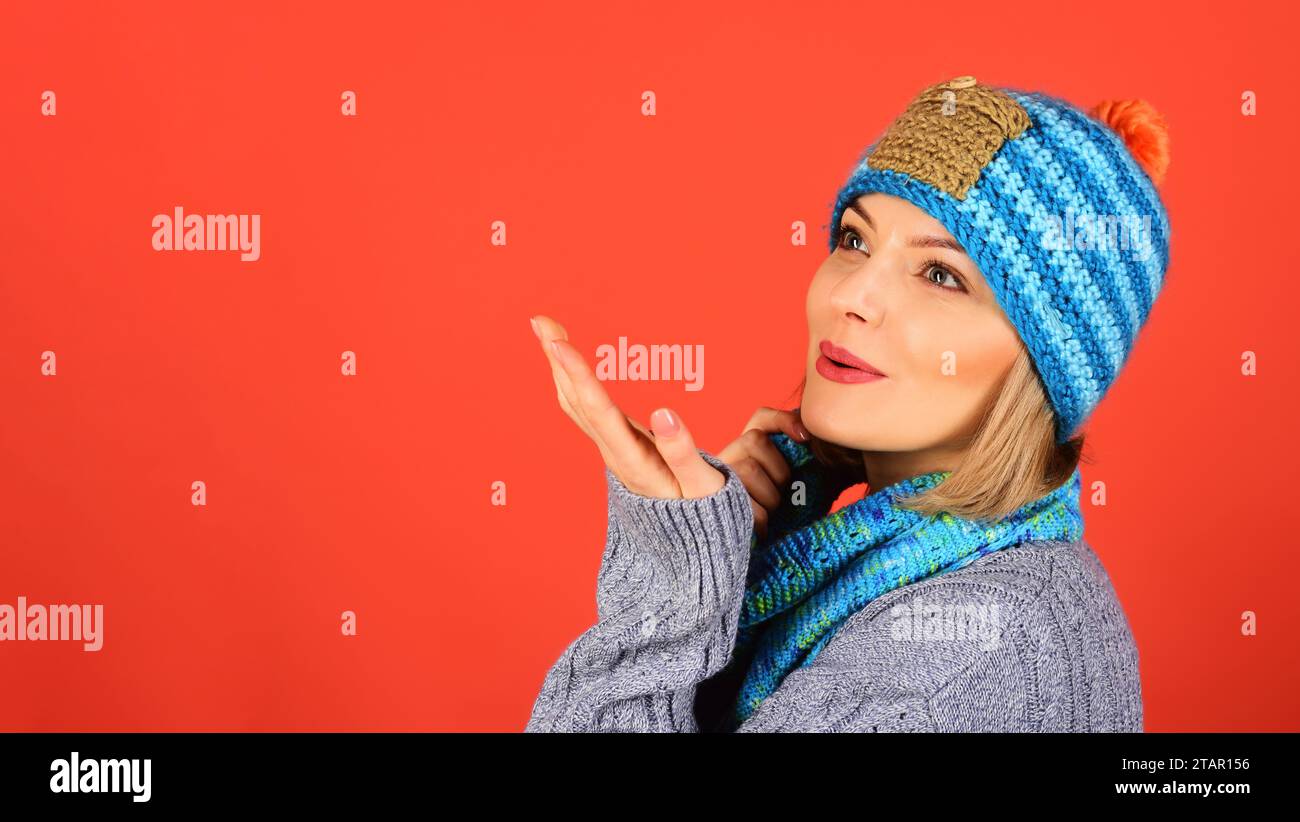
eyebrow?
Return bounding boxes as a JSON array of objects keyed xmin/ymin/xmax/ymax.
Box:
[{"xmin": 847, "ymin": 202, "xmax": 968, "ymax": 255}]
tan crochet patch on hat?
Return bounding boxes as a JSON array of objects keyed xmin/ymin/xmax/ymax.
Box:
[{"xmin": 866, "ymin": 76, "xmax": 1032, "ymax": 200}]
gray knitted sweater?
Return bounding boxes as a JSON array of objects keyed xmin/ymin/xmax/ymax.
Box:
[{"xmin": 525, "ymin": 450, "xmax": 1143, "ymax": 732}]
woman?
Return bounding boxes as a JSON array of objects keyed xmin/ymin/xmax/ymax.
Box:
[{"xmin": 524, "ymin": 75, "xmax": 1171, "ymax": 732}]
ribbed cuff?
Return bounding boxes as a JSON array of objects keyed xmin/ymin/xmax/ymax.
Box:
[{"xmin": 603, "ymin": 450, "xmax": 755, "ymax": 613}]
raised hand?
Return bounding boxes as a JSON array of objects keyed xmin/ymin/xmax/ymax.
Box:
[
  {"xmin": 717, "ymin": 407, "xmax": 811, "ymax": 540},
  {"xmin": 531, "ymin": 314, "xmax": 725, "ymax": 499}
]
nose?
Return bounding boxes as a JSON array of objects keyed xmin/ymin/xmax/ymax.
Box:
[{"xmin": 829, "ymin": 253, "xmax": 889, "ymax": 326}]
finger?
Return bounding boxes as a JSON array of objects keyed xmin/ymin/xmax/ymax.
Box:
[
  {"xmin": 532, "ymin": 315, "xmax": 579, "ymax": 413},
  {"xmin": 532, "ymin": 316, "xmax": 591, "ymax": 432},
  {"xmin": 533, "ymin": 316, "xmax": 650, "ymax": 446},
  {"xmin": 649, "ymin": 408, "xmax": 724, "ymax": 498},
  {"xmin": 532, "ymin": 316, "xmax": 586, "ymax": 425},
  {"xmin": 732, "ymin": 456, "xmax": 782, "ymax": 510},
  {"xmin": 532, "ymin": 321, "xmax": 628, "ymax": 473},
  {"xmin": 717, "ymin": 429, "xmax": 792, "ymax": 488},
  {"xmin": 552, "ymin": 337, "xmax": 667, "ymax": 489},
  {"xmin": 742, "ymin": 406, "xmax": 811, "ymax": 443},
  {"xmin": 737, "ymin": 429, "xmax": 794, "ymax": 488},
  {"xmin": 626, "ymin": 415, "xmax": 652, "ymax": 440}
]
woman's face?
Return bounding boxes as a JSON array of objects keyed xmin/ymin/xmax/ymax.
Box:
[{"xmin": 802, "ymin": 192, "xmax": 1023, "ymax": 461}]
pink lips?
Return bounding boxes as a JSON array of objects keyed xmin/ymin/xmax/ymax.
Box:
[{"xmin": 816, "ymin": 340, "xmax": 887, "ymax": 384}]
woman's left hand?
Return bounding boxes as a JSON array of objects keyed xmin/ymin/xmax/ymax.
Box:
[{"xmin": 716, "ymin": 407, "xmax": 811, "ymax": 540}]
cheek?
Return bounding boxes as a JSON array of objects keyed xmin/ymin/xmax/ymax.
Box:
[{"xmin": 906, "ymin": 311, "xmax": 1020, "ymax": 394}]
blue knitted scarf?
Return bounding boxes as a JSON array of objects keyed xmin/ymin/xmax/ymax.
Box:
[{"xmin": 718, "ymin": 432, "xmax": 1084, "ymax": 730}]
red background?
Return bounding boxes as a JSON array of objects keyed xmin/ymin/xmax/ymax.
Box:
[{"xmin": 2, "ymin": 0, "xmax": 1295, "ymax": 731}]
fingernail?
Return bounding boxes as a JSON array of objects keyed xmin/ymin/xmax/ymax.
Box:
[
  {"xmin": 550, "ymin": 339, "xmax": 565, "ymax": 363},
  {"xmin": 530, "ymin": 316, "xmax": 540, "ymax": 339},
  {"xmin": 796, "ymin": 423, "xmax": 811, "ymax": 441},
  {"xmin": 651, "ymin": 408, "xmax": 679, "ymax": 437}
]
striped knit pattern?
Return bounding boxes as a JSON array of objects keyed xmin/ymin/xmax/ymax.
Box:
[
  {"xmin": 827, "ymin": 77, "xmax": 1172, "ymax": 443},
  {"xmin": 720, "ymin": 432, "xmax": 1085, "ymax": 731}
]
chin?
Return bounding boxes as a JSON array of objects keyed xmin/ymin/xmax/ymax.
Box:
[{"xmin": 799, "ymin": 393, "xmax": 871, "ymax": 449}]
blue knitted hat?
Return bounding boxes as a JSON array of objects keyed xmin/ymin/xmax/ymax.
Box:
[{"xmin": 828, "ymin": 75, "xmax": 1171, "ymax": 444}]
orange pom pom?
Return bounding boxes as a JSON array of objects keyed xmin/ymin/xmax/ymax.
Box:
[{"xmin": 1087, "ymin": 99, "xmax": 1170, "ymax": 188}]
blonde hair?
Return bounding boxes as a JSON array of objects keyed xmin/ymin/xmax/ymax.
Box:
[{"xmin": 795, "ymin": 345, "xmax": 1089, "ymax": 521}]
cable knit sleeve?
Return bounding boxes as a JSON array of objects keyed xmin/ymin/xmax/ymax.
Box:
[{"xmin": 524, "ymin": 450, "xmax": 756, "ymax": 732}]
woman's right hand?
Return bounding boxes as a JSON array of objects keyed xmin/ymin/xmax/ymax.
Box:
[
  {"xmin": 531, "ymin": 314, "xmax": 726, "ymax": 500},
  {"xmin": 717, "ymin": 407, "xmax": 812, "ymax": 541}
]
